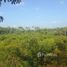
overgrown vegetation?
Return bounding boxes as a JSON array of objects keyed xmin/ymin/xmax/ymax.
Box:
[{"xmin": 0, "ymin": 27, "xmax": 67, "ymax": 67}]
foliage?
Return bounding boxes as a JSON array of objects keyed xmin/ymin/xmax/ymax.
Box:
[
  {"xmin": 0, "ymin": 27, "xmax": 67, "ymax": 67},
  {"xmin": 0, "ymin": 0, "xmax": 22, "ymax": 5},
  {"xmin": 0, "ymin": 16, "xmax": 4, "ymax": 22}
]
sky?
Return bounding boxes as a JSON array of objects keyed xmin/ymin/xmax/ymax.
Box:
[{"xmin": 0, "ymin": 0, "xmax": 67, "ymax": 28}]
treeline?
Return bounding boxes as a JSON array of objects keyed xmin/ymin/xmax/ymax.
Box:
[
  {"xmin": 0, "ymin": 27, "xmax": 67, "ymax": 67},
  {"xmin": 0, "ymin": 27, "xmax": 67, "ymax": 35}
]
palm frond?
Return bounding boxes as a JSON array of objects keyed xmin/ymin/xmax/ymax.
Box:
[
  {"xmin": 0, "ymin": 0, "xmax": 22, "ymax": 5},
  {"xmin": 0, "ymin": 16, "xmax": 4, "ymax": 22}
]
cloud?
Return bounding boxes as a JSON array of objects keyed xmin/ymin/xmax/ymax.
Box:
[
  {"xmin": 0, "ymin": 12, "xmax": 3, "ymax": 15},
  {"xmin": 15, "ymin": 1, "xmax": 24, "ymax": 7},
  {"xmin": 32, "ymin": 7, "xmax": 40, "ymax": 12},
  {"xmin": 51, "ymin": 21, "xmax": 57, "ymax": 23},
  {"xmin": 50, "ymin": 20, "xmax": 67, "ymax": 24},
  {"xmin": 35, "ymin": 7, "xmax": 40, "ymax": 11},
  {"xmin": 35, "ymin": 15, "xmax": 41, "ymax": 18},
  {"xmin": 60, "ymin": 0, "xmax": 64, "ymax": 5}
]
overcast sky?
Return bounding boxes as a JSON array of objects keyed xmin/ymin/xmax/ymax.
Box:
[{"xmin": 0, "ymin": 0, "xmax": 67, "ymax": 28}]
